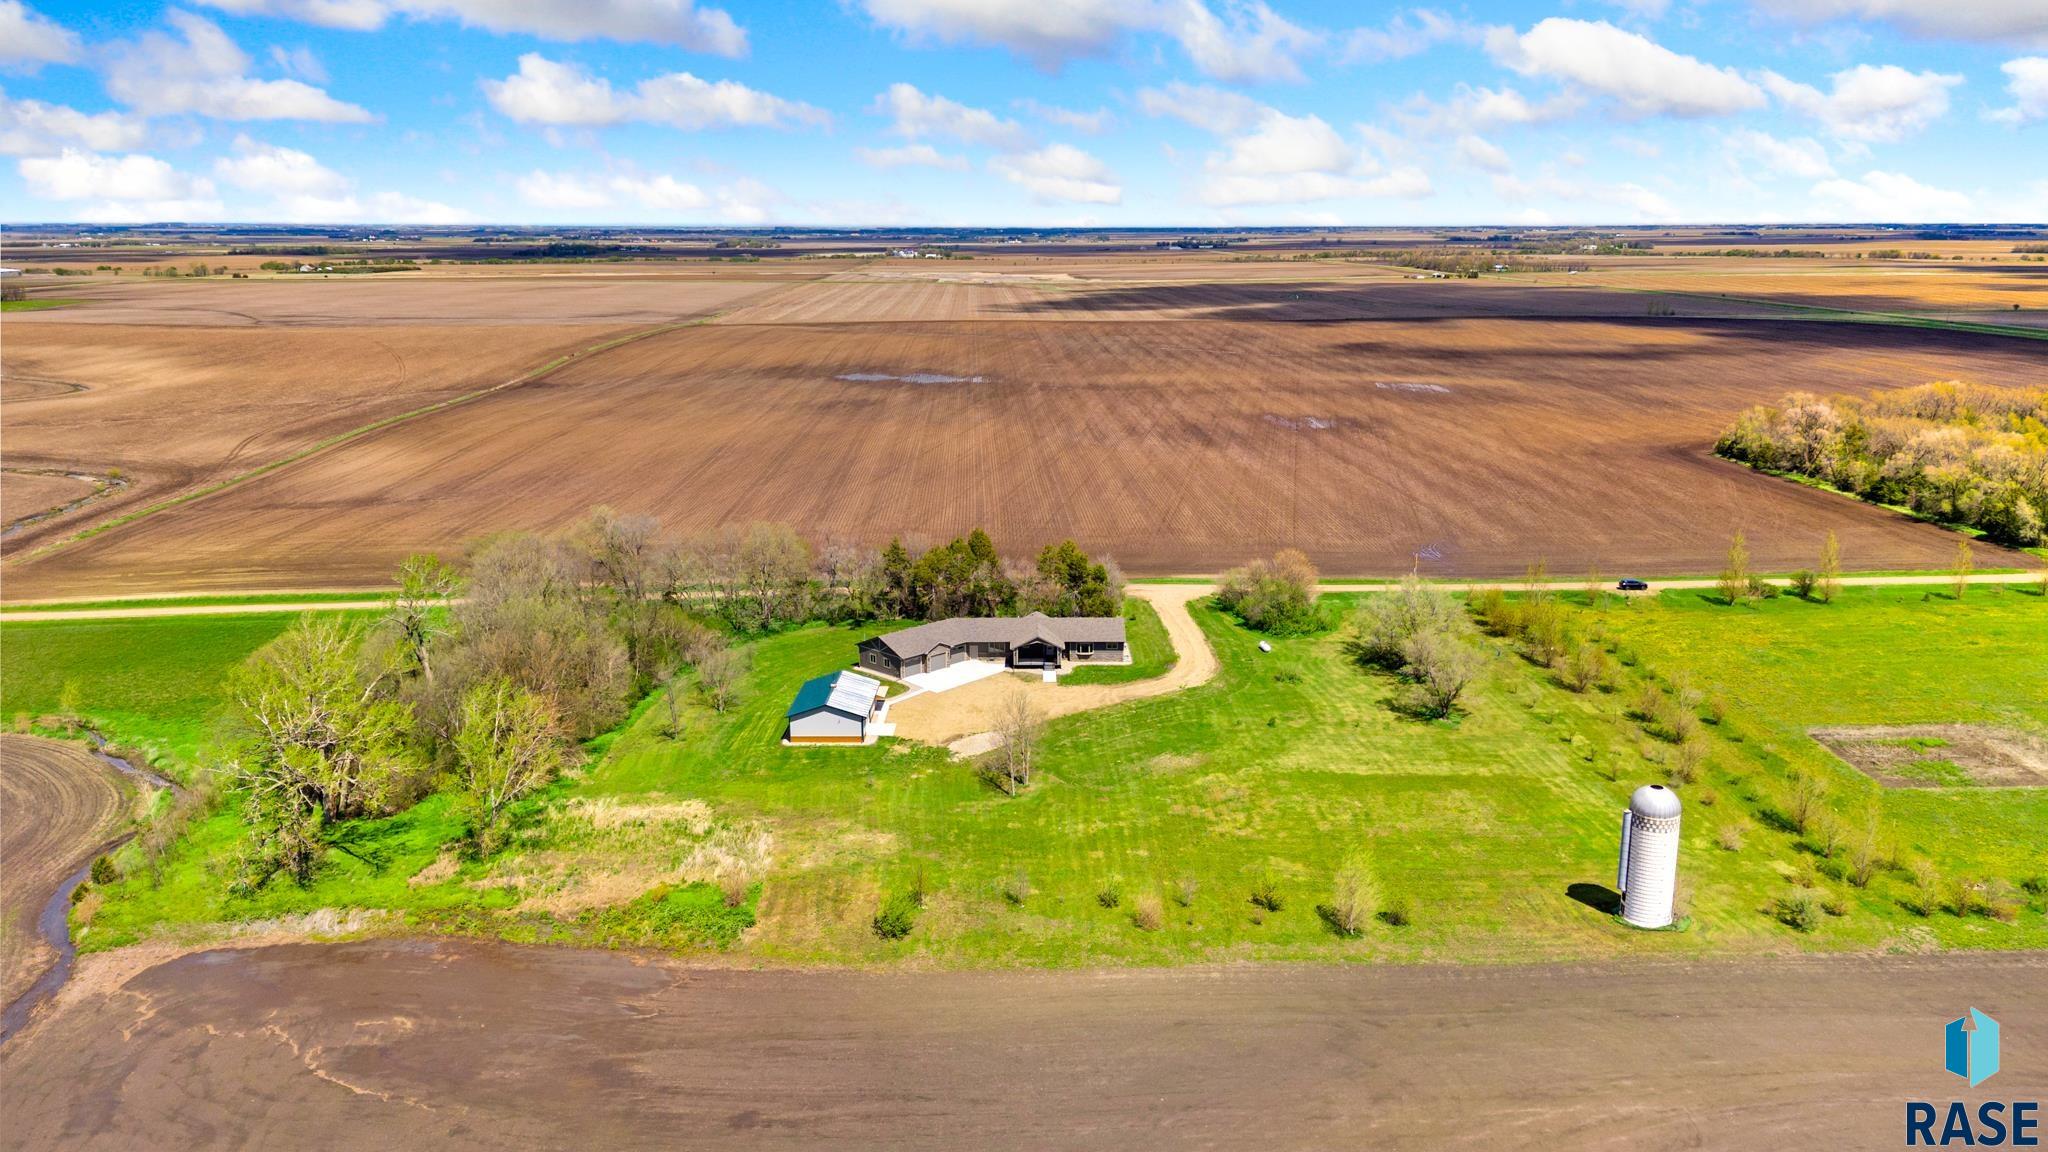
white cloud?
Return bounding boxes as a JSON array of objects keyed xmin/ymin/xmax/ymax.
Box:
[
  {"xmin": 359, "ymin": 191, "xmax": 470, "ymax": 223},
  {"xmin": 860, "ymin": 0, "xmax": 1315, "ymax": 82},
  {"xmin": 1491, "ymin": 172, "xmax": 1678, "ymax": 221},
  {"xmin": 989, "ymin": 143, "xmax": 1121, "ymax": 203},
  {"xmin": 103, "ymin": 12, "xmax": 372, "ymax": 122},
  {"xmin": 1207, "ymin": 110, "xmax": 1429, "ymax": 204},
  {"xmin": 1761, "ymin": 64, "xmax": 1960, "ymax": 141},
  {"xmin": 1722, "ymin": 128, "xmax": 1835, "ymax": 179},
  {"xmin": 1486, "ymin": 18, "xmax": 1766, "ymax": 117},
  {"xmin": 1988, "ymin": 57, "xmax": 2048, "ymax": 124},
  {"xmin": 268, "ymin": 44, "xmax": 328, "ymax": 83},
  {"xmin": 1136, "ymin": 81, "xmax": 1261, "ymax": 132},
  {"xmin": 874, "ymin": 83, "xmax": 1031, "ymax": 149},
  {"xmin": 1202, "ymin": 165, "xmax": 1431, "ymax": 206},
  {"xmin": 514, "ymin": 166, "xmax": 780, "ymax": 220},
  {"xmin": 1456, "ymin": 133, "xmax": 1511, "ymax": 172},
  {"xmin": 1763, "ymin": 1, "xmax": 2048, "ymax": 49},
  {"xmin": 482, "ymin": 54, "xmax": 826, "ymax": 130},
  {"xmin": 1811, "ymin": 169, "xmax": 1976, "ymax": 220},
  {"xmin": 516, "ymin": 169, "xmax": 615, "ymax": 209},
  {"xmin": 198, "ymin": 0, "xmax": 747, "ymax": 55},
  {"xmin": 1342, "ymin": 8, "xmax": 1465, "ymax": 64},
  {"xmin": 0, "ymin": 1, "xmax": 80, "ymax": 68},
  {"xmin": 0, "ymin": 95, "xmax": 149, "ymax": 156},
  {"xmin": 1165, "ymin": 0, "xmax": 1318, "ymax": 83},
  {"xmin": 207, "ymin": 136, "xmax": 467, "ymax": 222},
  {"xmin": 856, "ymin": 143, "xmax": 968, "ymax": 169},
  {"xmin": 20, "ymin": 147, "xmax": 216, "ymax": 202},
  {"xmin": 1013, "ymin": 98, "xmax": 1112, "ymax": 133},
  {"xmin": 213, "ymin": 135, "xmax": 348, "ymax": 195}
]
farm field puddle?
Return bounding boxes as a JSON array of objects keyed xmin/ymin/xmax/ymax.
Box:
[
  {"xmin": 1262, "ymin": 415, "xmax": 1339, "ymax": 431},
  {"xmin": 835, "ymin": 372, "xmax": 986, "ymax": 384},
  {"xmin": 1374, "ymin": 381, "xmax": 1451, "ymax": 394},
  {"xmin": 1811, "ymin": 724, "xmax": 2048, "ymax": 788}
]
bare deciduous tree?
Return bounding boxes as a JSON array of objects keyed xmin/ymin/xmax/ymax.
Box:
[
  {"xmin": 223, "ymin": 618, "xmax": 420, "ymax": 887},
  {"xmin": 697, "ymin": 647, "xmax": 750, "ymax": 713},
  {"xmin": 378, "ymin": 553, "xmax": 457, "ymax": 687},
  {"xmin": 1951, "ymin": 539, "xmax": 1973, "ymax": 601},
  {"xmin": 989, "ymin": 687, "xmax": 1045, "ymax": 796},
  {"xmin": 1817, "ymin": 531, "xmax": 1841, "ymax": 603},
  {"xmin": 1399, "ymin": 627, "xmax": 1484, "ymax": 719},
  {"xmin": 1719, "ymin": 530, "xmax": 1751, "ymax": 606},
  {"xmin": 454, "ymin": 676, "xmax": 567, "ymax": 852}
]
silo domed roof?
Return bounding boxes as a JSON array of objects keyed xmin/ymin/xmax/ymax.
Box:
[{"xmin": 1630, "ymin": 783, "xmax": 1682, "ymax": 819}]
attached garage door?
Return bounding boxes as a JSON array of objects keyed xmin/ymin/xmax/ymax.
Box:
[{"xmin": 926, "ymin": 647, "xmax": 949, "ymax": 671}]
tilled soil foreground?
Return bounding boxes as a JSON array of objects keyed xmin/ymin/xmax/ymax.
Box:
[
  {"xmin": 0, "ymin": 736, "xmax": 130, "ymax": 1008},
  {"xmin": 4, "ymin": 939, "xmax": 2041, "ymax": 1150}
]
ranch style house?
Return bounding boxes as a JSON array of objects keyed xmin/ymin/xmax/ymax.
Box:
[{"xmin": 857, "ymin": 612, "xmax": 1129, "ymax": 679}]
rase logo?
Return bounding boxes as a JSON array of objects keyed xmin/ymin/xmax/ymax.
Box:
[{"xmin": 1907, "ymin": 1009, "xmax": 2039, "ymax": 1147}]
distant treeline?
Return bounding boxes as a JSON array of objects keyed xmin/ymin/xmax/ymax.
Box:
[
  {"xmin": 1672, "ymin": 248, "xmax": 1829, "ymax": 258},
  {"xmin": 1717, "ymin": 381, "xmax": 2048, "ymax": 546}
]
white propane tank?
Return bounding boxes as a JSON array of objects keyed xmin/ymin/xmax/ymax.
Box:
[{"xmin": 1617, "ymin": 784, "xmax": 1682, "ymax": 929}]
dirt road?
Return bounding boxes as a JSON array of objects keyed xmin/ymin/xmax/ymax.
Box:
[
  {"xmin": 1, "ymin": 570, "xmax": 2038, "ymax": 622},
  {"xmin": 889, "ymin": 584, "xmax": 1220, "ymax": 751},
  {"xmin": 0, "ymin": 735, "xmax": 131, "ymax": 1008},
  {"xmin": 2, "ymin": 939, "xmax": 2039, "ymax": 1150}
]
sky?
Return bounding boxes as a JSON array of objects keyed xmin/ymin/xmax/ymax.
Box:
[{"xmin": 1, "ymin": 0, "xmax": 2044, "ymax": 227}]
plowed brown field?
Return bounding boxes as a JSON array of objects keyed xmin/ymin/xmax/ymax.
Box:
[
  {"xmin": 9, "ymin": 294, "xmax": 2038, "ymax": 596},
  {"xmin": 0, "ymin": 735, "xmax": 130, "ymax": 1008},
  {"xmin": 0, "ymin": 275, "xmax": 805, "ymax": 552}
]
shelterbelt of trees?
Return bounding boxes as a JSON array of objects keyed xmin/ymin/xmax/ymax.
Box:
[
  {"xmin": 1716, "ymin": 381, "xmax": 2048, "ymax": 547},
  {"xmin": 195, "ymin": 512, "xmax": 1125, "ymax": 892}
]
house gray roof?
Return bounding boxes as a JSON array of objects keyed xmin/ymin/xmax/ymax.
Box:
[{"xmin": 865, "ymin": 612, "xmax": 1126, "ymax": 659}]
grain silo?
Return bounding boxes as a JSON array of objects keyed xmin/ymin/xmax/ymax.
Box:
[{"xmin": 1616, "ymin": 784, "xmax": 1682, "ymax": 928}]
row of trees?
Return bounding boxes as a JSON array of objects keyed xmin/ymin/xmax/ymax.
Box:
[
  {"xmin": 1716, "ymin": 381, "xmax": 2048, "ymax": 546},
  {"xmin": 221, "ymin": 511, "xmax": 1127, "ymax": 886}
]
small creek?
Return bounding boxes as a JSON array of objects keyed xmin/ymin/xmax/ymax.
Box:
[{"xmin": 0, "ymin": 736, "xmax": 177, "ymax": 1044}]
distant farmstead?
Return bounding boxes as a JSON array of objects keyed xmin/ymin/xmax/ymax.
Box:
[
  {"xmin": 785, "ymin": 670, "xmax": 887, "ymax": 745},
  {"xmin": 857, "ymin": 612, "xmax": 1128, "ymax": 679}
]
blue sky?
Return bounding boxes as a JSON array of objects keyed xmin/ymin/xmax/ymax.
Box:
[{"xmin": 2, "ymin": 0, "xmax": 2043, "ymax": 225}]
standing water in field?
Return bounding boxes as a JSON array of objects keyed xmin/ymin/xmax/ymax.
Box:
[{"xmin": 836, "ymin": 372, "xmax": 986, "ymax": 384}]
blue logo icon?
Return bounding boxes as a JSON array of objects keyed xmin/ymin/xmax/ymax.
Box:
[{"xmin": 1947, "ymin": 1009, "xmax": 2001, "ymax": 1087}]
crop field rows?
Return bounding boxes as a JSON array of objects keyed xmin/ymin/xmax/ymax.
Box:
[
  {"xmin": 0, "ymin": 276, "xmax": 809, "ymax": 552},
  {"xmin": 8, "ymin": 306, "xmax": 2039, "ymax": 598}
]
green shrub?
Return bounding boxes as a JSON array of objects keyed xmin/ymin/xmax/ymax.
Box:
[
  {"xmin": 872, "ymin": 891, "xmax": 918, "ymax": 939},
  {"xmin": 1096, "ymin": 879, "xmax": 1122, "ymax": 909},
  {"xmin": 1249, "ymin": 877, "xmax": 1284, "ymax": 912},
  {"xmin": 90, "ymin": 855, "xmax": 118, "ymax": 885},
  {"xmin": 1776, "ymin": 890, "xmax": 1823, "ymax": 931},
  {"xmin": 1000, "ymin": 870, "xmax": 1033, "ymax": 905},
  {"xmin": 1171, "ymin": 875, "xmax": 1198, "ymax": 907},
  {"xmin": 1377, "ymin": 898, "xmax": 1411, "ymax": 927}
]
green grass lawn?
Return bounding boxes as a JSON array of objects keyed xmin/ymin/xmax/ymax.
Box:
[
  {"xmin": 17, "ymin": 585, "xmax": 2046, "ymax": 966},
  {"xmin": 0, "ymin": 298, "xmax": 81, "ymax": 312},
  {"xmin": 1059, "ymin": 597, "xmax": 1175, "ymax": 685},
  {"xmin": 0, "ymin": 613, "xmax": 332, "ymax": 769}
]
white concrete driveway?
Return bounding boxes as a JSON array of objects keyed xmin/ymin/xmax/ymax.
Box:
[{"xmin": 903, "ymin": 658, "xmax": 1010, "ymax": 694}]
